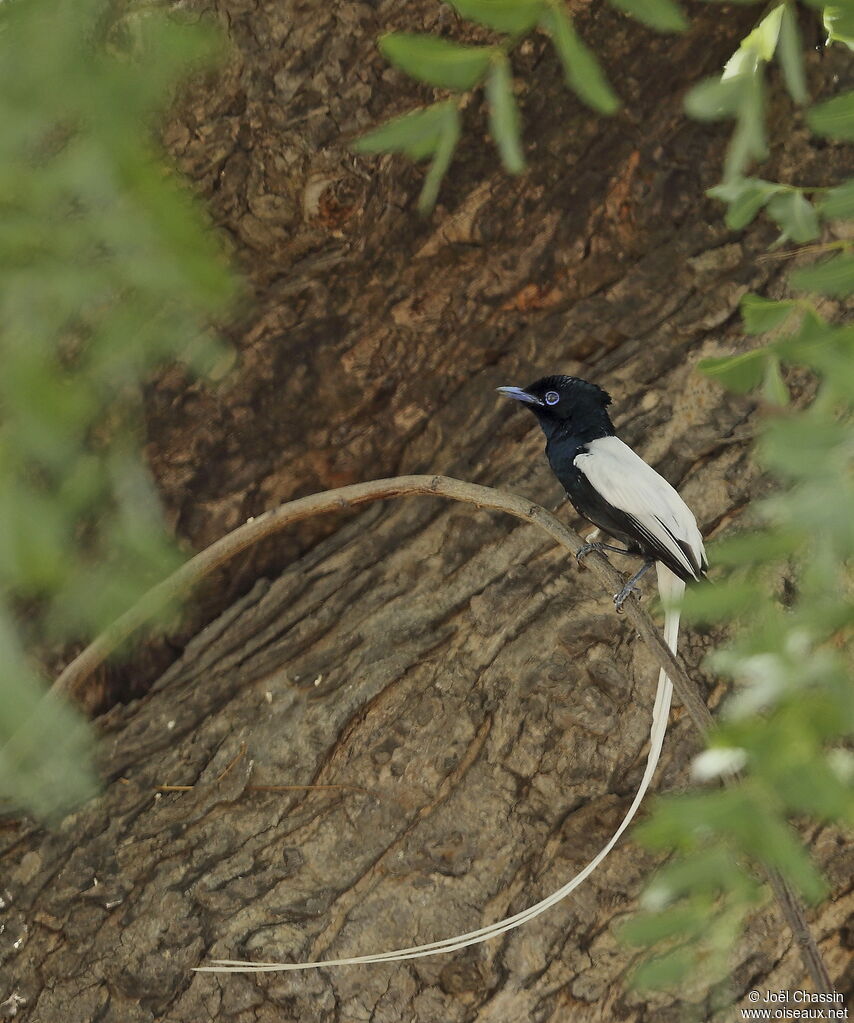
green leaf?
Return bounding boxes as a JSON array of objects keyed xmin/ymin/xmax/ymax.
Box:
[
  {"xmin": 631, "ymin": 947, "xmax": 695, "ymax": 990},
  {"xmin": 773, "ymin": 307, "xmax": 828, "ymax": 364},
  {"xmin": 765, "ymin": 190, "xmax": 820, "ymax": 242},
  {"xmin": 741, "ymin": 293, "xmax": 798, "ymax": 334},
  {"xmin": 643, "ymin": 848, "xmax": 747, "ymax": 898},
  {"xmin": 739, "ymin": 2, "xmax": 784, "ymax": 62},
  {"xmin": 770, "ymin": 757, "xmax": 854, "ymax": 821},
  {"xmin": 444, "ymin": 0, "xmax": 544, "ymax": 33},
  {"xmin": 680, "ymin": 580, "xmax": 762, "ymax": 622},
  {"xmin": 0, "ymin": 606, "xmax": 98, "ymax": 820},
  {"xmin": 354, "ymin": 102, "xmax": 455, "ymax": 160},
  {"xmin": 760, "ymin": 396, "xmax": 850, "ymax": 474},
  {"xmin": 823, "ymin": 5, "xmax": 854, "ymax": 48},
  {"xmin": 763, "ymin": 355, "xmax": 790, "ymax": 405},
  {"xmin": 819, "ymin": 178, "xmax": 854, "ymax": 219},
  {"xmin": 0, "ymin": 680, "xmax": 99, "ymax": 822},
  {"xmin": 789, "ymin": 254, "xmax": 854, "ymax": 297},
  {"xmin": 808, "ymin": 90, "xmax": 854, "ymax": 141},
  {"xmin": 708, "ymin": 177, "xmax": 784, "ymax": 229},
  {"xmin": 750, "ymin": 813, "xmax": 828, "ymax": 902},
  {"xmin": 709, "ymin": 529, "xmax": 801, "ymax": 566},
  {"xmin": 417, "ymin": 103, "xmax": 461, "ymax": 214},
  {"xmin": 379, "ymin": 33, "xmax": 495, "ymax": 91},
  {"xmin": 639, "ymin": 790, "xmax": 743, "ymax": 847},
  {"xmin": 684, "ymin": 75, "xmax": 746, "ymax": 121},
  {"xmin": 541, "ymin": 5, "xmax": 620, "ymax": 114},
  {"xmin": 621, "ymin": 905, "xmax": 707, "ymax": 947},
  {"xmin": 724, "ymin": 44, "xmax": 760, "ymax": 80},
  {"xmin": 697, "ymin": 348, "xmax": 769, "ymax": 393},
  {"xmin": 486, "ymin": 58, "xmax": 526, "ymax": 174},
  {"xmin": 793, "ymin": 332, "xmax": 854, "ymax": 393},
  {"xmin": 606, "ymin": 0, "xmax": 687, "ymax": 33},
  {"xmin": 777, "ymin": 2, "xmax": 808, "ymax": 104},
  {"xmin": 723, "ymin": 70, "xmax": 767, "ymax": 181},
  {"xmin": 687, "ymin": 65, "xmax": 767, "ymax": 182}
]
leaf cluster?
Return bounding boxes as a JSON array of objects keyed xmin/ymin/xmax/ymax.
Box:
[
  {"xmin": 357, "ymin": 0, "xmax": 854, "ymax": 215},
  {"xmin": 624, "ymin": 8, "xmax": 854, "ymax": 990},
  {"xmin": 0, "ymin": 0, "xmax": 236, "ymax": 818},
  {"xmin": 354, "ymin": 0, "xmax": 684, "ymax": 212},
  {"xmin": 690, "ymin": 0, "xmax": 854, "ymax": 240}
]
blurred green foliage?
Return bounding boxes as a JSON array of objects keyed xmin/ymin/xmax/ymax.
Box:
[
  {"xmin": 621, "ymin": 3, "xmax": 854, "ymax": 997},
  {"xmin": 354, "ymin": 0, "xmax": 629, "ymax": 213},
  {"xmin": 356, "ymin": 0, "xmax": 854, "ymax": 215},
  {"xmin": 0, "ymin": 0, "xmax": 235, "ymax": 819}
]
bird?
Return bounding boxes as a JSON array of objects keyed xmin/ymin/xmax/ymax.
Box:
[
  {"xmin": 490, "ymin": 375, "xmax": 707, "ymax": 967},
  {"xmin": 496, "ymin": 374, "xmax": 707, "ymax": 612}
]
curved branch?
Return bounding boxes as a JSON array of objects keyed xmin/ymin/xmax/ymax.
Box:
[
  {"xmin": 52, "ymin": 474, "xmax": 711, "ymax": 731},
  {"xmin": 50, "ymin": 473, "xmax": 830, "ymax": 992}
]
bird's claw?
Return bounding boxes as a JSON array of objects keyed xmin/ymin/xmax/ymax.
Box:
[
  {"xmin": 613, "ymin": 583, "xmax": 642, "ymax": 613},
  {"xmin": 576, "ymin": 541, "xmax": 606, "ymax": 565}
]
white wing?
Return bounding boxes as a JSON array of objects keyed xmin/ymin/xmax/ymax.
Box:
[{"xmin": 574, "ymin": 435, "xmax": 706, "ymax": 579}]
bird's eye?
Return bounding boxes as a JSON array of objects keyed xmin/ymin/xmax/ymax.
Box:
[{"xmin": 544, "ymin": 390, "xmax": 560, "ymax": 405}]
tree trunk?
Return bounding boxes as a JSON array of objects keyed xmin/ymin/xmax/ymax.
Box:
[{"xmin": 2, "ymin": 2, "xmax": 851, "ymax": 1020}]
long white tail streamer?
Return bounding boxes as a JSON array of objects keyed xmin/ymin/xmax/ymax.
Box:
[{"xmin": 196, "ymin": 566, "xmax": 685, "ymax": 974}]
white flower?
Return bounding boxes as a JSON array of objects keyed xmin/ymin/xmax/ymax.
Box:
[
  {"xmin": 641, "ymin": 884, "xmax": 673, "ymax": 912},
  {"xmin": 828, "ymin": 749, "xmax": 854, "ymax": 784},
  {"xmin": 691, "ymin": 746, "xmax": 748, "ymax": 782}
]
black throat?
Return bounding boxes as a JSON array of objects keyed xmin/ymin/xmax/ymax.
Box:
[{"xmin": 536, "ymin": 403, "xmax": 615, "ymax": 489}]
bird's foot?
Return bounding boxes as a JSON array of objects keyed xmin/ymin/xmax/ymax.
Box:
[
  {"xmin": 576, "ymin": 542, "xmax": 608, "ymax": 565},
  {"xmin": 613, "ymin": 581, "xmax": 643, "ymax": 613},
  {"xmin": 612, "ymin": 559, "xmax": 655, "ymax": 613}
]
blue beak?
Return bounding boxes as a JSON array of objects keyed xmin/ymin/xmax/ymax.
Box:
[{"xmin": 496, "ymin": 386, "xmax": 543, "ymax": 407}]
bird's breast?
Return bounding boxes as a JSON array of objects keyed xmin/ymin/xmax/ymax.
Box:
[{"xmin": 545, "ymin": 437, "xmax": 587, "ymax": 492}]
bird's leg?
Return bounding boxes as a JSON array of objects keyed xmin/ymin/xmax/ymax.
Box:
[
  {"xmin": 576, "ymin": 541, "xmax": 636, "ymax": 564},
  {"xmin": 613, "ymin": 559, "xmax": 656, "ymax": 613},
  {"xmin": 577, "ymin": 530, "xmax": 634, "ymax": 564}
]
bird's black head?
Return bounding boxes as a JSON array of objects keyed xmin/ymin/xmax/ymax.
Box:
[{"xmin": 497, "ymin": 375, "xmax": 615, "ymax": 441}]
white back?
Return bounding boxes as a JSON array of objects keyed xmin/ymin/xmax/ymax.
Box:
[{"xmin": 574, "ymin": 435, "xmax": 706, "ymax": 579}]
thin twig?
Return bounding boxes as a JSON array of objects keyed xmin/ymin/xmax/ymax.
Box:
[
  {"xmin": 766, "ymin": 868, "xmax": 833, "ymax": 993},
  {"xmin": 245, "ymin": 784, "xmax": 371, "ymax": 794},
  {"xmin": 50, "ymin": 473, "xmax": 831, "ymax": 992},
  {"xmin": 214, "ymin": 742, "xmax": 247, "ymax": 783},
  {"xmin": 756, "ymin": 239, "xmax": 849, "ymax": 262},
  {"xmin": 155, "ymin": 783, "xmax": 371, "ymax": 796}
]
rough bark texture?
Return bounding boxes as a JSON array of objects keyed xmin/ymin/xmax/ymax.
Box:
[{"xmin": 2, "ymin": 1, "xmax": 853, "ymax": 1021}]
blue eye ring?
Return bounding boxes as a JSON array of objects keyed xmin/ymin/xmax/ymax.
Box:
[{"xmin": 544, "ymin": 390, "xmax": 560, "ymax": 406}]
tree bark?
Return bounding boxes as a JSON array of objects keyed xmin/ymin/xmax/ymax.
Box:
[{"xmin": 3, "ymin": 1, "xmax": 852, "ymax": 1020}]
